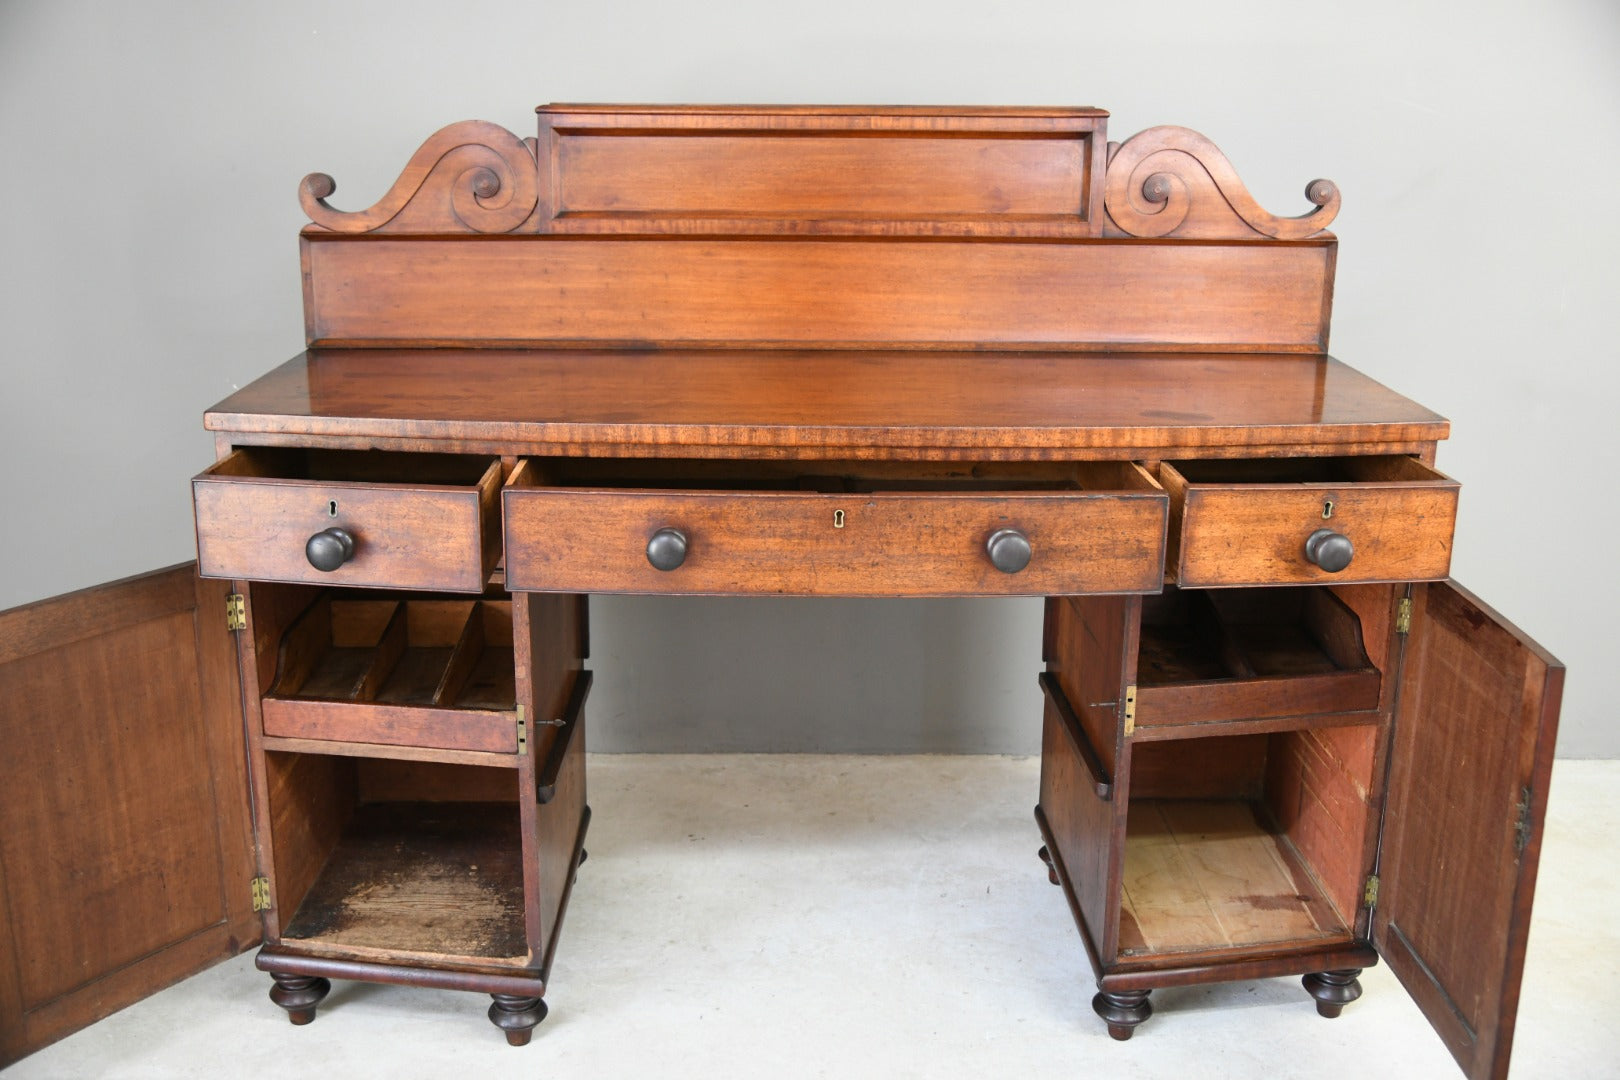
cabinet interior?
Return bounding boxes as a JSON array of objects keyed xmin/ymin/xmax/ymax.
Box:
[
  {"xmin": 270, "ymin": 594, "xmax": 516, "ymax": 711},
  {"xmin": 1120, "ymin": 724, "xmax": 1379, "ymax": 959},
  {"xmin": 1133, "ymin": 586, "xmax": 1381, "ymax": 734},
  {"xmin": 1163, "ymin": 455, "xmax": 1437, "ymax": 485},
  {"xmin": 517, "ymin": 456, "xmax": 1155, "ymax": 493},
  {"xmin": 250, "ymin": 585, "xmax": 525, "ymax": 760},
  {"xmin": 210, "ymin": 446, "xmax": 499, "ymax": 486},
  {"xmin": 265, "ymin": 750, "xmax": 528, "ymax": 964}
]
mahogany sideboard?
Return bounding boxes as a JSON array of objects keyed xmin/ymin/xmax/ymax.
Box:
[{"xmin": 0, "ymin": 105, "xmax": 1562, "ymax": 1079}]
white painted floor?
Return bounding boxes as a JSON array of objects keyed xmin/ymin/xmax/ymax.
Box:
[{"xmin": 10, "ymin": 757, "xmax": 1618, "ymax": 1079}]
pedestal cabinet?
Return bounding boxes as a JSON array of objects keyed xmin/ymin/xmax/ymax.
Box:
[{"xmin": 0, "ymin": 105, "xmax": 1561, "ymax": 1080}]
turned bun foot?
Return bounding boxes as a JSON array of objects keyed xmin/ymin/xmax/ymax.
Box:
[
  {"xmin": 1037, "ymin": 845, "xmax": 1060, "ymax": 886},
  {"xmin": 268, "ymin": 973, "xmax": 331, "ymax": 1026},
  {"xmin": 1093, "ymin": 988, "xmax": 1152, "ymax": 1040},
  {"xmin": 1302, "ymin": 968, "xmax": 1364, "ymax": 1018},
  {"xmin": 488, "ymin": 993, "xmax": 548, "ymax": 1045}
]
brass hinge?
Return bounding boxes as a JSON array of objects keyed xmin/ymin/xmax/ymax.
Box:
[
  {"xmin": 250, "ymin": 876, "xmax": 272, "ymax": 912},
  {"xmin": 1514, "ymin": 786, "xmax": 1533, "ymax": 855},
  {"xmin": 516, "ymin": 705, "xmax": 528, "ymax": 756},
  {"xmin": 226, "ymin": 593, "xmax": 247, "ymax": 632},
  {"xmin": 1363, "ymin": 874, "xmax": 1380, "ymax": 908},
  {"xmin": 1123, "ymin": 684, "xmax": 1138, "ymax": 736},
  {"xmin": 1395, "ymin": 597, "xmax": 1413, "ymax": 635}
]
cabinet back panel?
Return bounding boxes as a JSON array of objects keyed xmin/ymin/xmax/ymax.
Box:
[
  {"xmin": 304, "ymin": 236, "xmax": 1332, "ymax": 352},
  {"xmin": 1263, "ymin": 726, "xmax": 1380, "ymax": 926},
  {"xmin": 357, "ymin": 761, "xmax": 520, "ymax": 804},
  {"xmin": 1128, "ymin": 736, "xmax": 1269, "ymax": 800}
]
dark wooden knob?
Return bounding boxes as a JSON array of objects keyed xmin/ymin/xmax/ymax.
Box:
[
  {"xmin": 646, "ymin": 528, "xmax": 688, "ymax": 571},
  {"xmin": 305, "ymin": 527, "xmax": 355, "ymax": 572},
  {"xmin": 986, "ymin": 528, "xmax": 1032, "ymax": 574},
  {"xmin": 1304, "ymin": 528, "xmax": 1353, "ymax": 573}
]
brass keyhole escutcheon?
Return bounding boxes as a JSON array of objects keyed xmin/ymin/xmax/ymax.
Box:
[
  {"xmin": 833, "ymin": 509, "xmax": 846, "ymax": 529},
  {"xmin": 1322, "ymin": 500, "xmax": 1334, "ymax": 519}
]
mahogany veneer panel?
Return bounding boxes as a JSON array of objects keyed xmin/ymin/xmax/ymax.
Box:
[
  {"xmin": 303, "ymin": 237, "xmax": 1332, "ymax": 352},
  {"xmin": 206, "ymin": 351, "xmax": 1449, "ymax": 459},
  {"xmin": 0, "ymin": 567, "xmax": 256, "ymax": 1064},
  {"xmin": 540, "ymin": 103, "xmax": 1106, "ymax": 236},
  {"xmin": 1376, "ymin": 582, "xmax": 1563, "ymax": 1080},
  {"xmin": 503, "ymin": 486, "xmax": 1166, "ymax": 597}
]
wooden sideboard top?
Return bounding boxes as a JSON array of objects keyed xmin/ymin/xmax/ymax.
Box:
[
  {"xmin": 205, "ymin": 349, "xmax": 1447, "ymax": 460},
  {"xmin": 226, "ymin": 106, "xmax": 1423, "ymax": 461},
  {"xmin": 536, "ymin": 103, "xmax": 1109, "ymax": 116}
]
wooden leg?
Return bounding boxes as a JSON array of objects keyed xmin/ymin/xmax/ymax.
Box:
[
  {"xmin": 1302, "ymin": 969, "xmax": 1364, "ymax": 1018},
  {"xmin": 488, "ymin": 993, "xmax": 548, "ymax": 1046},
  {"xmin": 1037, "ymin": 844, "xmax": 1060, "ymax": 886},
  {"xmin": 1092, "ymin": 988, "xmax": 1152, "ymax": 1040},
  {"xmin": 268, "ymin": 973, "xmax": 331, "ymax": 1026}
]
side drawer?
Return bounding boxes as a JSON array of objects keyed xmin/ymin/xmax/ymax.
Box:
[
  {"xmin": 194, "ymin": 448, "xmax": 502, "ymax": 591},
  {"xmin": 1160, "ymin": 456, "xmax": 1459, "ymax": 588},
  {"xmin": 504, "ymin": 460, "xmax": 1168, "ymax": 597}
]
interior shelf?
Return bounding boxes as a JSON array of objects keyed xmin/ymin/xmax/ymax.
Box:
[
  {"xmin": 260, "ymin": 592, "xmax": 521, "ymax": 759},
  {"xmin": 279, "ymin": 800, "xmax": 527, "ymax": 963},
  {"xmin": 1132, "ymin": 586, "xmax": 1381, "ymax": 738},
  {"xmin": 1117, "ymin": 798, "xmax": 1348, "ymax": 958}
]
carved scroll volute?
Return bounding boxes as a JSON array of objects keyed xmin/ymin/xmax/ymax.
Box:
[
  {"xmin": 1103, "ymin": 126, "xmax": 1339, "ymax": 240},
  {"xmin": 300, "ymin": 120, "xmax": 538, "ymax": 234}
]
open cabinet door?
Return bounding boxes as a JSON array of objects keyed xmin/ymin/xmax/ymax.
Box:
[
  {"xmin": 0, "ymin": 564, "xmax": 260, "ymax": 1065},
  {"xmin": 1374, "ymin": 580, "xmax": 1563, "ymax": 1080}
]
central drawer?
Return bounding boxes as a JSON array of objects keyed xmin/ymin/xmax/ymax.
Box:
[{"xmin": 503, "ymin": 460, "xmax": 1167, "ymax": 597}]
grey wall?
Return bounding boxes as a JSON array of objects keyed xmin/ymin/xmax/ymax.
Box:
[{"xmin": 2, "ymin": 0, "xmax": 1615, "ymax": 755}]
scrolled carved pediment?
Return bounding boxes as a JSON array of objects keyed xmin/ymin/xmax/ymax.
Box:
[
  {"xmin": 300, "ymin": 120, "xmax": 538, "ymax": 234},
  {"xmin": 1103, "ymin": 126, "xmax": 1339, "ymax": 240}
]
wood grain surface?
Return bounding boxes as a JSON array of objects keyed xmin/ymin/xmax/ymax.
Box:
[
  {"xmin": 0, "ymin": 567, "xmax": 256, "ymax": 1064},
  {"xmin": 304, "ymin": 235, "xmax": 1333, "ymax": 352},
  {"xmin": 539, "ymin": 105, "xmax": 1105, "ymax": 236},
  {"xmin": 1375, "ymin": 581, "xmax": 1563, "ymax": 1080},
  {"xmin": 205, "ymin": 350, "xmax": 1448, "ymax": 460}
]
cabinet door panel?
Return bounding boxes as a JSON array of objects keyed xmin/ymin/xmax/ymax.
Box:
[
  {"xmin": 1375, "ymin": 580, "xmax": 1563, "ymax": 1080},
  {"xmin": 0, "ymin": 564, "xmax": 258, "ymax": 1064}
]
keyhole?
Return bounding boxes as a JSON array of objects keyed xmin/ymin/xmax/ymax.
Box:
[
  {"xmin": 329, "ymin": 500, "xmax": 339, "ymax": 518},
  {"xmin": 833, "ymin": 509, "xmax": 845, "ymax": 529},
  {"xmin": 1322, "ymin": 500, "xmax": 1334, "ymax": 520}
]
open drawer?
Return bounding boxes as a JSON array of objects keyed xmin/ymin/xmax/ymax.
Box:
[
  {"xmin": 503, "ymin": 459, "xmax": 1168, "ymax": 597},
  {"xmin": 194, "ymin": 448, "xmax": 503, "ymax": 591},
  {"xmin": 1160, "ymin": 456, "xmax": 1458, "ymax": 587},
  {"xmin": 259, "ymin": 594, "xmax": 522, "ymax": 758}
]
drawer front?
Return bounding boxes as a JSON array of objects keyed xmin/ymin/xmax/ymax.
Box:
[
  {"xmin": 1164, "ymin": 458, "xmax": 1459, "ymax": 587},
  {"xmin": 194, "ymin": 454, "xmax": 501, "ymax": 591},
  {"xmin": 504, "ymin": 488, "xmax": 1166, "ymax": 597}
]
